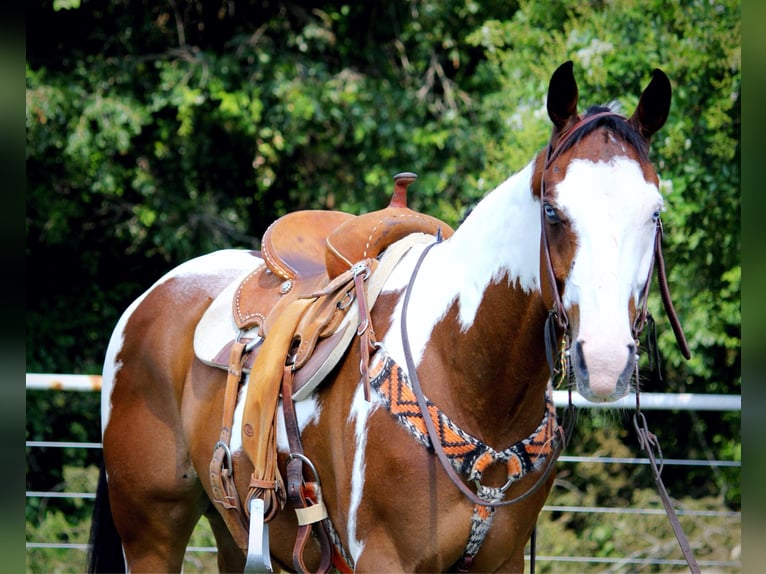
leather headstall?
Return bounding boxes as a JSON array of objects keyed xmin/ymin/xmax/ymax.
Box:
[{"xmin": 538, "ymin": 111, "xmax": 691, "ymax": 368}]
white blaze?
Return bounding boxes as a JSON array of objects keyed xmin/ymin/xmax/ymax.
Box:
[{"xmin": 558, "ymin": 157, "xmax": 662, "ymax": 397}]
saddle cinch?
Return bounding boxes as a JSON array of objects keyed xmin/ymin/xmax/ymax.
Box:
[{"xmin": 200, "ymin": 173, "xmax": 454, "ymax": 571}]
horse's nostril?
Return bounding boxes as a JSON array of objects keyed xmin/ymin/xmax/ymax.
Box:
[{"xmin": 573, "ymin": 340, "xmax": 587, "ymax": 376}]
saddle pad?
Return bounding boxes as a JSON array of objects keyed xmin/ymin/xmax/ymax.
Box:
[{"xmin": 194, "ymin": 263, "xmax": 262, "ymax": 368}]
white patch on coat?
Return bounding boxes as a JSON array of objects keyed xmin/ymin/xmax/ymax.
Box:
[
  {"xmin": 345, "ymin": 384, "xmax": 381, "ymax": 563},
  {"xmin": 557, "ymin": 157, "xmax": 662, "ymax": 395},
  {"xmin": 100, "ymin": 249, "xmax": 259, "ymax": 436},
  {"xmin": 379, "ymin": 160, "xmax": 541, "ymax": 368}
]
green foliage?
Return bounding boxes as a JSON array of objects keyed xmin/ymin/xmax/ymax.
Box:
[
  {"xmin": 26, "ymin": 0, "xmax": 739, "ymax": 570},
  {"xmin": 464, "ymin": 0, "xmax": 741, "ymax": 394}
]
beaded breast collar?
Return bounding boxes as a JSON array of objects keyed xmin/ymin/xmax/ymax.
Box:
[{"xmin": 368, "ymin": 348, "xmax": 559, "ymax": 563}]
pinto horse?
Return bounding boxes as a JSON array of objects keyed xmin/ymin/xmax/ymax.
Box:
[{"xmin": 88, "ymin": 61, "xmax": 687, "ymax": 573}]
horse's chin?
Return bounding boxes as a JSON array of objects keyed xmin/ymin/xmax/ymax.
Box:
[{"xmin": 574, "ymin": 369, "xmax": 634, "ymax": 403}]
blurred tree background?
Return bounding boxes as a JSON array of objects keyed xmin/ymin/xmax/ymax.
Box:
[{"xmin": 26, "ymin": 0, "xmax": 739, "ymax": 570}]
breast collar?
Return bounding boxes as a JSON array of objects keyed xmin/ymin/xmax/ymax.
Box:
[{"xmin": 367, "ymin": 347, "xmax": 559, "ymax": 565}]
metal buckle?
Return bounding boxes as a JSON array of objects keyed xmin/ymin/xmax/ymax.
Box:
[
  {"xmin": 351, "ymin": 261, "xmax": 371, "ymax": 280},
  {"xmin": 213, "ymin": 440, "xmax": 233, "ymax": 471}
]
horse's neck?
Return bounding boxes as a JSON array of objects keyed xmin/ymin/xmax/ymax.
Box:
[{"xmin": 384, "ymin": 161, "xmax": 551, "ymax": 446}]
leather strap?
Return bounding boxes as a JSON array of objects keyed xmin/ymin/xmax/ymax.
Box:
[
  {"xmin": 634, "ymin": 410, "xmax": 700, "ymax": 573},
  {"xmin": 633, "ymin": 225, "xmax": 659, "ymax": 339},
  {"xmin": 653, "ymin": 222, "xmax": 691, "ymax": 359},
  {"xmin": 353, "ymin": 261, "xmax": 375, "ymax": 402},
  {"xmin": 539, "ymin": 195, "xmax": 568, "ymax": 331},
  {"xmin": 281, "ymin": 367, "xmax": 335, "ymax": 574},
  {"xmin": 210, "ymin": 340, "xmax": 251, "ymax": 552}
]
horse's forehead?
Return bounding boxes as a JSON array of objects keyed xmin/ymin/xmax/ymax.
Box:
[{"xmin": 555, "ymin": 156, "xmax": 662, "ymax": 231}]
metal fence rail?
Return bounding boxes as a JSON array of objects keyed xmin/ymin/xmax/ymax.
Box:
[{"xmin": 26, "ymin": 375, "xmax": 742, "ymax": 570}]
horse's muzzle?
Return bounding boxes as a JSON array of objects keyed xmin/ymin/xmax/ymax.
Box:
[{"xmin": 572, "ymin": 340, "xmax": 635, "ymax": 402}]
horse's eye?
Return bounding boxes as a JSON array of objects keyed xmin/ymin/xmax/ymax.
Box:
[
  {"xmin": 651, "ymin": 209, "xmax": 662, "ymax": 223},
  {"xmin": 543, "ymin": 203, "xmax": 561, "ymax": 224}
]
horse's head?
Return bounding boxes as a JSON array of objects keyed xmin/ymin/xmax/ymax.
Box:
[{"xmin": 536, "ymin": 61, "xmax": 673, "ymax": 403}]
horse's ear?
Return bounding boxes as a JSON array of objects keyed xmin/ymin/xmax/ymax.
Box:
[
  {"xmin": 547, "ymin": 61, "xmax": 579, "ymax": 133},
  {"xmin": 629, "ymin": 68, "xmax": 672, "ymax": 141}
]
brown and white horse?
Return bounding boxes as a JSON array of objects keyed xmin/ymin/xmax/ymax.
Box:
[{"xmin": 88, "ymin": 61, "xmax": 681, "ymax": 573}]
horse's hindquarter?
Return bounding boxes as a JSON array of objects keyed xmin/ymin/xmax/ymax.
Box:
[{"xmin": 101, "ymin": 251, "xmax": 258, "ymax": 552}]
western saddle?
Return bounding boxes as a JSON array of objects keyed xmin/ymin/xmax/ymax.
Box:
[{"xmin": 207, "ymin": 173, "xmax": 453, "ymax": 572}]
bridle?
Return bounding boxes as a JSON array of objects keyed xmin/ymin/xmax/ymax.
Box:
[
  {"xmin": 538, "ymin": 111, "xmax": 699, "ymax": 574},
  {"xmin": 539, "ymin": 111, "xmax": 691, "ymax": 365}
]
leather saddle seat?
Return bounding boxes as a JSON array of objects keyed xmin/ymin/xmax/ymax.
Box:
[{"xmin": 196, "ymin": 173, "xmax": 454, "ymax": 399}]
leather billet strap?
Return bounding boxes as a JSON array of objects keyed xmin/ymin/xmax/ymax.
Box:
[
  {"xmin": 352, "ymin": 261, "xmax": 376, "ymax": 402},
  {"xmin": 209, "ymin": 340, "xmax": 251, "ymax": 552}
]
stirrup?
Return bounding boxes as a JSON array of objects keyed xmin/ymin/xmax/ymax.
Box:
[{"xmin": 244, "ymin": 498, "xmax": 273, "ymax": 573}]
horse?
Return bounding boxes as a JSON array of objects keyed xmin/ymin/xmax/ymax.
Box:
[{"xmin": 88, "ymin": 60, "xmax": 688, "ymax": 573}]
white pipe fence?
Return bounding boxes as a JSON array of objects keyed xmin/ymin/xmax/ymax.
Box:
[
  {"xmin": 26, "ymin": 374, "xmax": 742, "ymax": 570},
  {"xmin": 26, "ymin": 373, "xmax": 741, "ymax": 411}
]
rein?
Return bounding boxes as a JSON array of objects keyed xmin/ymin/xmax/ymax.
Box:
[
  {"xmin": 633, "ymin": 403, "xmax": 701, "ymax": 573},
  {"xmin": 399, "ymin": 240, "xmax": 567, "ymax": 510}
]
